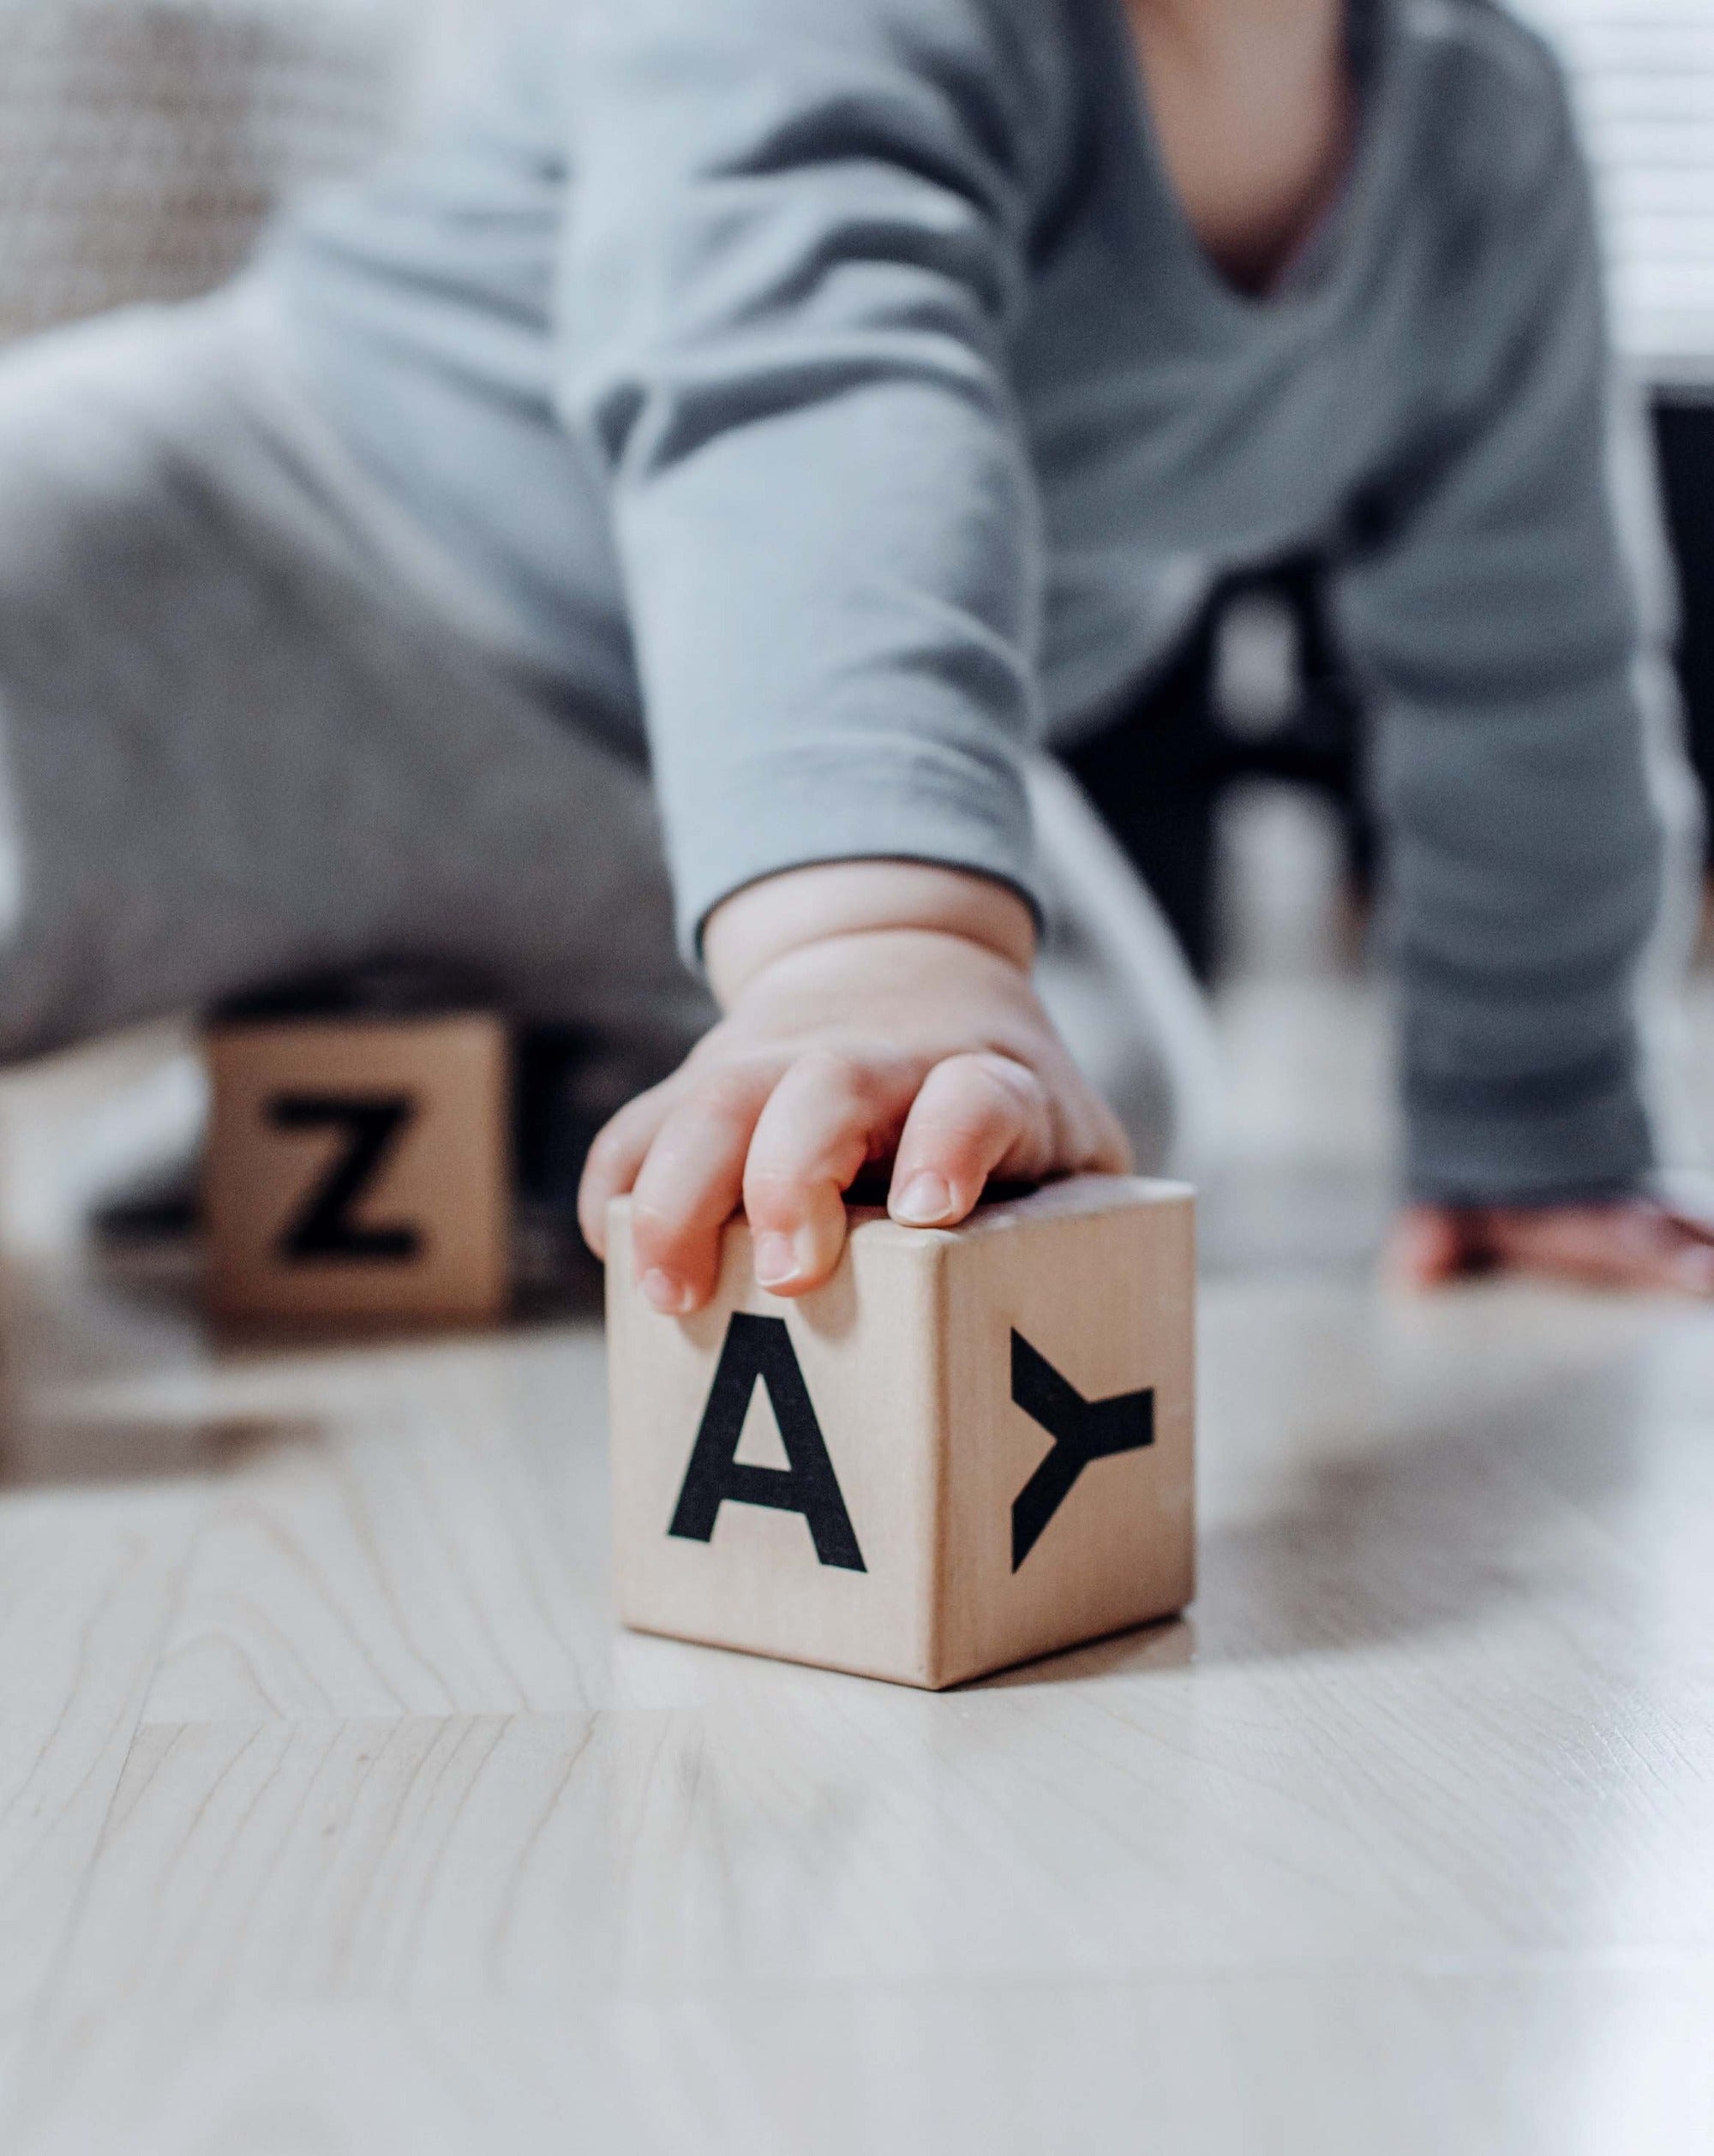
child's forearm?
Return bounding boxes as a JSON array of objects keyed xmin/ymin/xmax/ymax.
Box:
[
  {"xmin": 704, "ymin": 861, "xmax": 1038, "ymax": 1009},
  {"xmin": 564, "ymin": 5, "xmax": 1043, "ymax": 977}
]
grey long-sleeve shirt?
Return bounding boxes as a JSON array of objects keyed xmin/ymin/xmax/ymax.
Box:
[{"xmin": 267, "ymin": 0, "xmax": 1672, "ymax": 1203}]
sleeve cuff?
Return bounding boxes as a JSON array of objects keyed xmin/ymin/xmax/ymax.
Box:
[
  {"xmin": 1403, "ymin": 1042, "xmax": 1657, "ymax": 1205},
  {"xmin": 668, "ymin": 744, "xmax": 1039, "ymax": 965}
]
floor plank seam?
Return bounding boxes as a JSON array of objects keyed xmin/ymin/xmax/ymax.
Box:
[{"xmin": 0, "ymin": 1487, "xmax": 215, "ymax": 2147}]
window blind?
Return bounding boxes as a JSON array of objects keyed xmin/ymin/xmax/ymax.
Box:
[{"xmin": 1509, "ymin": 0, "xmax": 1714, "ymax": 385}]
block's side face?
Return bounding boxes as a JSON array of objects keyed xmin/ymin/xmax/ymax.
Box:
[
  {"xmin": 607, "ymin": 1206, "xmax": 943, "ymax": 1686},
  {"xmin": 934, "ymin": 1195, "xmax": 1196, "ymax": 1685},
  {"xmin": 204, "ymin": 1016, "xmax": 510, "ymax": 1321}
]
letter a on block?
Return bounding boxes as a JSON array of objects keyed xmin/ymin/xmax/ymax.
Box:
[
  {"xmin": 668, "ymin": 1314, "xmax": 866, "ymax": 1572},
  {"xmin": 1010, "ymin": 1331, "xmax": 1154, "ymax": 1572}
]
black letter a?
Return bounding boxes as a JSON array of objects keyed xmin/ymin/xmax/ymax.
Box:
[{"xmin": 668, "ymin": 1314, "xmax": 866, "ymax": 1571}]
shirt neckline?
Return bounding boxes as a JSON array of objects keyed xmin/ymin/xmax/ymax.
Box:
[{"xmin": 1097, "ymin": 0, "xmax": 1402, "ymax": 327}]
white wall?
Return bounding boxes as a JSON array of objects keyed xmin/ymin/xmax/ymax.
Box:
[{"xmin": 1512, "ymin": 0, "xmax": 1714, "ymax": 386}]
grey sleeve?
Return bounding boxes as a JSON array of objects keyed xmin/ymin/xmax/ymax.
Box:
[
  {"xmin": 557, "ymin": 0, "xmax": 1048, "ymax": 955},
  {"xmin": 1334, "ymin": 88, "xmax": 1671, "ymax": 1206}
]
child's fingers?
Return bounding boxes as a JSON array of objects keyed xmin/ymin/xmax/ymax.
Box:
[
  {"xmin": 626, "ymin": 1065, "xmax": 777, "ymax": 1313},
  {"xmin": 577, "ymin": 1082, "xmax": 678, "ymax": 1257},
  {"xmin": 1055, "ymin": 1079, "xmax": 1134, "ymax": 1178},
  {"xmin": 887, "ymin": 1052, "xmax": 1054, "ymax": 1230},
  {"xmin": 741, "ymin": 1050, "xmax": 908, "ymax": 1297}
]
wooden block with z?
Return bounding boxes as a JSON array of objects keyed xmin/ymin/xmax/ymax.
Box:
[
  {"xmin": 205, "ymin": 1013, "xmax": 511, "ymax": 1323},
  {"xmin": 608, "ymin": 1176, "xmax": 1196, "ymax": 1687}
]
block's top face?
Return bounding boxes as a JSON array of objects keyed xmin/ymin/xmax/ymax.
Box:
[
  {"xmin": 207, "ymin": 1011, "xmax": 504, "ymax": 1062},
  {"xmin": 920, "ymin": 1174, "xmax": 1193, "ymax": 1243},
  {"xmin": 683, "ymin": 1175, "xmax": 1194, "ymax": 1268}
]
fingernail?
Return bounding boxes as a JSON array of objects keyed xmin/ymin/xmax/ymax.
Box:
[
  {"xmin": 753, "ymin": 1231, "xmax": 802, "ymax": 1289},
  {"xmin": 895, "ymin": 1172, "xmax": 954, "ymax": 1225},
  {"xmin": 642, "ymin": 1268, "xmax": 694, "ymax": 1315}
]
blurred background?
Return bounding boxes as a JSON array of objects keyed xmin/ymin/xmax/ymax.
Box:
[{"xmin": 0, "ymin": 0, "xmax": 1709, "ymax": 1267}]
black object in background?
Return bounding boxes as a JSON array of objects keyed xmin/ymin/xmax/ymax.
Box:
[
  {"xmin": 1075, "ymin": 399, "xmax": 1714, "ymax": 981},
  {"xmin": 1066, "ymin": 556, "xmax": 1369, "ymax": 980},
  {"xmin": 1655, "ymin": 392, "xmax": 1714, "ymax": 823}
]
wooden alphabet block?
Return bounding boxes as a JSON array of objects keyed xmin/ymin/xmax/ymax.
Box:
[
  {"xmin": 608, "ymin": 1176, "xmax": 1195, "ymax": 1688},
  {"xmin": 204, "ymin": 1013, "xmax": 510, "ymax": 1323}
]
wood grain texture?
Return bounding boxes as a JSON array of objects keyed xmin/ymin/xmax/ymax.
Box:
[
  {"xmin": 2, "ymin": 1021, "xmax": 1714, "ymax": 2149},
  {"xmin": 2, "ymin": 1271, "xmax": 1712, "ymax": 2150},
  {"xmin": 12, "ymin": 1970, "xmax": 1714, "ymax": 2156},
  {"xmin": 26, "ymin": 1674, "xmax": 1714, "ymax": 2007},
  {"xmin": 136, "ymin": 1333, "xmax": 619, "ymax": 1722},
  {"xmin": 0, "ymin": 1486, "xmax": 202, "ymax": 2070}
]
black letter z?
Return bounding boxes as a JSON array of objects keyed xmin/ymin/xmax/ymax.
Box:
[
  {"xmin": 1010, "ymin": 1332, "xmax": 1154, "ymax": 1572},
  {"xmin": 668, "ymin": 1313, "xmax": 866, "ymax": 1571},
  {"xmin": 269, "ymin": 1093, "xmax": 422, "ymax": 1264}
]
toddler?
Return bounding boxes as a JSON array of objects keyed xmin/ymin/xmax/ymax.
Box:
[{"xmin": 0, "ymin": 0, "xmax": 1705, "ymax": 1302}]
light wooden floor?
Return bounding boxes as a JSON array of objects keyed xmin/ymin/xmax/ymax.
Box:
[{"xmin": 0, "ymin": 821, "xmax": 1711, "ymax": 2151}]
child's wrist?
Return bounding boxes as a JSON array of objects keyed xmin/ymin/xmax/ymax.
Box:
[{"xmin": 704, "ymin": 860, "xmax": 1037, "ymax": 1009}]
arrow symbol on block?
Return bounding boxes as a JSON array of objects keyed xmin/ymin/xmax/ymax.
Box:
[{"xmin": 1010, "ymin": 1333, "xmax": 1154, "ymax": 1572}]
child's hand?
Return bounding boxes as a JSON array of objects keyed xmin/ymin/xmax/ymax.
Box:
[
  {"xmin": 1388, "ymin": 1200, "xmax": 1714, "ymax": 1296},
  {"xmin": 578, "ymin": 862, "xmax": 1130, "ymax": 1313}
]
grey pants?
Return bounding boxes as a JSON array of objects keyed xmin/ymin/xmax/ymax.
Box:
[{"xmin": 0, "ymin": 292, "xmax": 716, "ymax": 1119}]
